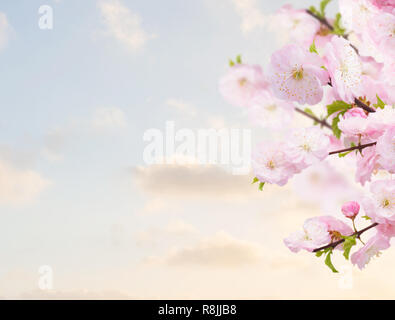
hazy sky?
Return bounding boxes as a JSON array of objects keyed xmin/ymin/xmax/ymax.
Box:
[{"xmin": 0, "ymin": 0, "xmax": 394, "ymax": 299}]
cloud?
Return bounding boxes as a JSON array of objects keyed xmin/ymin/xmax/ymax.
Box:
[
  {"xmin": 135, "ymin": 220, "xmax": 198, "ymax": 246},
  {"xmin": 0, "ymin": 12, "xmax": 10, "ymax": 51},
  {"xmin": 91, "ymin": 106, "xmax": 127, "ymax": 130},
  {"xmin": 132, "ymin": 162, "xmax": 256, "ymax": 199},
  {"xmin": 231, "ymin": 0, "xmax": 266, "ymax": 34},
  {"xmin": 98, "ymin": 0, "xmax": 152, "ymax": 51},
  {"xmin": 165, "ymin": 98, "xmax": 197, "ymax": 117},
  {"xmin": 0, "ymin": 159, "xmax": 50, "ymax": 205},
  {"xmin": 151, "ymin": 232, "xmax": 263, "ymax": 268}
]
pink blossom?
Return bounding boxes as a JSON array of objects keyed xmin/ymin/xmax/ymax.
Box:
[
  {"xmin": 286, "ymin": 127, "xmax": 331, "ymax": 170},
  {"xmin": 367, "ymin": 105, "xmax": 395, "ymax": 137},
  {"xmin": 371, "ymin": 0, "xmax": 395, "ymax": 12},
  {"xmin": 324, "ymin": 36, "xmax": 363, "ymax": 103},
  {"xmin": 284, "ymin": 217, "xmax": 331, "ymax": 253},
  {"xmin": 355, "ymin": 145, "xmax": 380, "ymax": 185},
  {"xmin": 319, "ymin": 215, "xmax": 354, "ymax": 238},
  {"xmin": 247, "ymin": 90, "xmax": 294, "ymax": 129},
  {"xmin": 368, "ymin": 12, "xmax": 395, "ymax": 61},
  {"xmin": 268, "ymin": 44, "xmax": 329, "ymax": 105},
  {"xmin": 351, "ymin": 233, "xmax": 390, "ymax": 270},
  {"xmin": 377, "ymin": 223, "xmax": 395, "ymax": 238},
  {"xmin": 219, "ymin": 64, "xmax": 269, "ymax": 108},
  {"xmin": 376, "ymin": 126, "xmax": 395, "ymax": 173},
  {"xmin": 338, "ymin": 107, "xmax": 370, "ymax": 137},
  {"xmin": 339, "ymin": 0, "xmax": 379, "ymax": 34},
  {"xmin": 252, "ymin": 142, "xmax": 297, "ymax": 186},
  {"xmin": 273, "ymin": 5, "xmax": 321, "ymax": 46},
  {"xmin": 363, "ymin": 180, "xmax": 395, "ymax": 224},
  {"xmin": 342, "ymin": 201, "xmax": 361, "ymax": 219}
]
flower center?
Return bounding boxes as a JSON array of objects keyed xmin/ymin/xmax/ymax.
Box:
[
  {"xmin": 292, "ymin": 67, "xmax": 304, "ymax": 80},
  {"xmin": 238, "ymin": 78, "xmax": 248, "ymax": 87},
  {"xmin": 382, "ymin": 198, "xmax": 391, "ymax": 208},
  {"xmin": 265, "ymin": 104, "xmax": 277, "ymax": 112},
  {"xmin": 300, "ymin": 143, "xmax": 311, "ymax": 152},
  {"xmin": 266, "ymin": 160, "xmax": 276, "ymax": 170}
]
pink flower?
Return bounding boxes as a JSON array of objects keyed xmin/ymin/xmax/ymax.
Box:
[
  {"xmin": 371, "ymin": 0, "xmax": 395, "ymax": 12},
  {"xmin": 273, "ymin": 5, "xmax": 321, "ymax": 46},
  {"xmin": 363, "ymin": 180, "xmax": 395, "ymax": 224},
  {"xmin": 377, "ymin": 223, "xmax": 395, "ymax": 238},
  {"xmin": 324, "ymin": 37, "xmax": 363, "ymax": 103},
  {"xmin": 338, "ymin": 107, "xmax": 369, "ymax": 137},
  {"xmin": 355, "ymin": 145, "xmax": 380, "ymax": 185},
  {"xmin": 286, "ymin": 127, "xmax": 331, "ymax": 170},
  {"xmin": 339, "ymin": 0, "xmax": 379, "ymax": 34},
  {"xmin": 351, "ymin": 233, "xmax": 390, "ymax": 270},
  {"xmin": 342, "ymin": 201, "xmax": 361, "ymax": 219},
  {"xmin": 252, "ymin": 142, "xmax": 297, "ymax": 186},
  {"xmin": 247, "ymin": 90, "xmax": 295, "ymax": 129},
  {"xmin": 268, "ymin": 44, "xmax": 329, "ymax": 105},
  {"xmin": 219, "ymin": 64, "xmax": 269, "ymax": 107},
  {"xmin": 284, "ymin": 217, "xmax": 331, "ymax": 253},
  {"xmin": 376, "ymin": 126, "xmax": 395, "ymax": 173},
  {"xmin": 319, "ymin": 215, "xmax": 354, "ymax": 238},
  {"xmin": 368, "ymin": 12, "xmax": 395, "ymax": 60},
  {"xmin": 367, "ymin": 105, "xmax": 395, "ymax": 137}
]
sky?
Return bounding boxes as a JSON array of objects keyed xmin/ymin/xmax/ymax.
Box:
[{"xmin": 1, "ymin": 0, "xmax": 395, "ymax": 299}]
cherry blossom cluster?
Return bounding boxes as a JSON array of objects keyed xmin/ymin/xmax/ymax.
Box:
[{"xmin": 219, "ymin": 0, "xmax": 394, "ymax": 272}]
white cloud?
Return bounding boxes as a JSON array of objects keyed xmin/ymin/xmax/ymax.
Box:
[
  {"xmin": 98, "ymin": 0, "xmax": 152, "ymax": 51},
  {"xmin": 231, "ymin": 0, "xmax": 266, "ymax": 34},
  {"xmin": 150, "ymin": 232, "xmax": 263, "ymax": 268},
  {"xmin": 0, "ymin": 12, "xmax": 10, "ymax": 51},
  {"xmin": 91, "ymin": 106, "xmax": 127, "ymax": 130},
  {"xmin": 165, "ymin": 98, "xmax": 197, "ymax": 117},
  {"xmin": 0, "ymin": 160, "xmax": 50, "ymax": 205},
  {"xmin": 132, "ymin": 162, "xmax": 256, "ymax": 199}
]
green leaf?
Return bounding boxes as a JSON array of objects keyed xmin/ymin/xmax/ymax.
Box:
[
  {"xmin": 332, "ymin": 13, "xmax": 346, "ymax": 36},
  {"xmin": 325, "ymin": 249, "xmax": 339, "ymax": 273},
  {"xmin": 309, "ymin": 41, "xmax": 318, "ymax": 54},
  {"xmin": 229, "ymin": 59, "xmax": 235, "ymax": 67},
  {"xmin": 342, "ymin": 235, "xmax": 357, "ymax": 260},
  {"xmin": 338, "ymin": 150, "xmax": 352, "ymax": 158},
  {"xmin": 320, "ymin": 0, "xmax": 332, "ymax": 18},
  {"xmin": 332, "ymin": 115, "xmax": 342, "ymax": 139},
  {"xmin": 316, "ymin": 250, "xmax": 325, "ymax": 257},
  {"xmin": 252, "ymin": 177, "xmax": 259, "ymax": 184},
  {"xmin": 326, "ymin": 101, "xmax": 351, "ymax": 117},
  {"xmin": 309, "ymin": 6, "xmax": 320, "ymax": 17},
  {"xmin": 374, "ymin": 95, "xmax": 386, "ymax": 109},
  {"xmin": 362, "ymin": 215, "xmax": 371, "ymax": 221},
  {"xmin": 258, "ymin": 182, "xmax": 265, "ymax": 191},
  {"xmin": 236, "ymin": 55, "xmax": 242, "ymax": 64}
]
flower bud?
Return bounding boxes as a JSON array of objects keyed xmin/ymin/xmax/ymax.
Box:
[{"xmin": 341, "ymin": 201, "xmax": 360, "ymax": 219}]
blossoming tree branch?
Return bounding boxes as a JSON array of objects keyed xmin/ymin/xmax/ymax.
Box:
[{"xmin": 219, "ymin": 0, "xmax": 394, "ymax": 272}]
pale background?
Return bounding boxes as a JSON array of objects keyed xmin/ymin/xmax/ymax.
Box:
[{"xmin": 0, "ymin": 0, "xmax": 394, "ymax": 299}]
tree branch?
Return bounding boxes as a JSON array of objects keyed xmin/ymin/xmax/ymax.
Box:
[
  {"xmin": 329, "ymin": 142, "xmax": 377, "ymax": 155},
  {"xmin": 354, "ymin": 98, "xmax": 377, "ymax": 113},
  {"xmin": 295, "ymin": 107, "xmax": 332, "ymax": 129},
  {"xmin": 306, "ymin": 9, "xmax": 334, "ymax": 31},
  {"xmin": 313, "ymin": 223, "xmax": 379, "ymax": 253}
]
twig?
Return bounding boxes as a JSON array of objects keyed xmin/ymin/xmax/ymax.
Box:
[
  {"xmin": 313, "ymin": 223, "xmax": 379, "ymax": 252},
  {"xmin": 329, "ymin": 142, "xmax": 377, "ymax": 155},
  {"xmin": 295, "ymin": 107, "xmax": 332, "ymax": 129},
  {"xmin": 355, "ymin": 98, "xmax": 376, "ymax": 113},
  {"xmin": 306, "ymin": 9, "xmax": 334, "ymax": 31}
]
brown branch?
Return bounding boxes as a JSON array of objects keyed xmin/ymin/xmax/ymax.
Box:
[
  {"xmin": 355, "ymin": 98, "xmax": 376, "ymax": 113},
  {"xmin": 295, "ymin": 107, "xmax": 332, "ymax": 129},
  {"xmin": 306, "ymin": 10, "xmax": 334, "ymax": 31},
  {"xmin": 313, "ymin": 223, "xmax": 379, "ymax": 253},
  {"xmin": 329, "ymin": 142, "xmax": 377, "ymax": 155}
]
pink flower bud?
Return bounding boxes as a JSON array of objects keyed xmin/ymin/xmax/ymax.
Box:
[{"xmin": 341, "ymin": 201, "xmax": 360, "ymax": 219}]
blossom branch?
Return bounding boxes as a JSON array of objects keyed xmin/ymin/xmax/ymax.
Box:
[
  {"xmin": 355, "ymin": 98, "xmax": 377, "ymax": 113},
  {"xmin": 306, "ymin": 9, "xmax": 334, "ymax": 31},
  {"xmin": 313, "ymin": 223, "xmax": 379, "ymax": 253},
  {"xmin": 329, "ymin": 142, "xmax": 377, "ymax": 155},
  {"xmin": 295, "ymin": 107, "xmax": 332, "ymax": 129}
]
